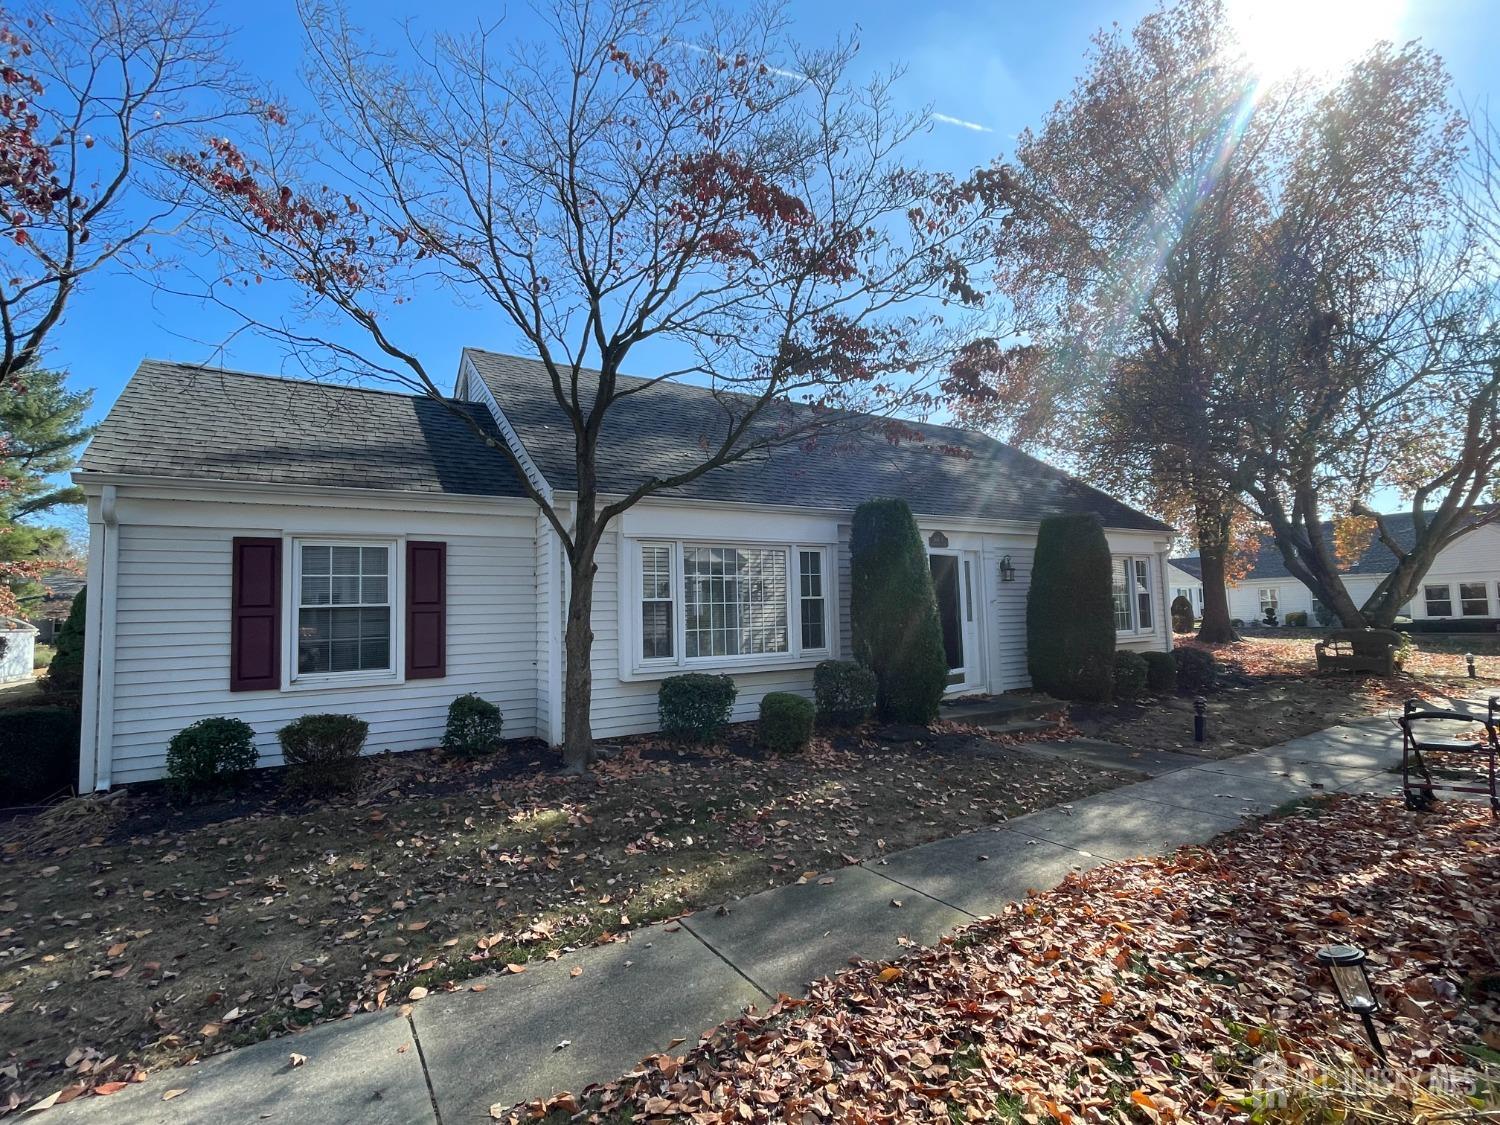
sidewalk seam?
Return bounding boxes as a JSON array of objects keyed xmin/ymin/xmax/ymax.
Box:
[
  {"xmin": 407, "ymin": 1010, "xmax": 444, "ymax": 1125},
  {"xmin": 852, "ymin": 862, "xmax": 981, "ymax": 920},
  {"xmin": 676, "ymin": 920, "xmax": 777, "ymax": 1003}
]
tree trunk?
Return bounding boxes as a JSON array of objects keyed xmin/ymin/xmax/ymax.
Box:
[
  {"xmin": 1194, "ymin": 495, "xmax": 1238, "ymax": 643},
  {"xmin": 561, "ymin": 540, "xmax": 598, "ymax": 774}
]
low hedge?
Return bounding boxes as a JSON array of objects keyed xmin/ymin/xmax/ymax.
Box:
[
  {"xmin": 1284, "ymin": 610, "xmax": 1309, "ymax": 627},
  {"xmin": 0, "ymin": 707, "xmax": 80, "ymax": 804},
  {"xmin": 1397, "ymin": 618, "xmax": 1500, "ymax": 635},
  {"xmin": 658, "ymin": 673, "xmax": 737, "ymax": 744},
  {"xmin": 1176, "ymin": 647, "xmax": 1219, "ymax": 693},
  {"xmin": 1141, "ymin": 650, "xmax": 1177, "ymax": 694},
  {"xmin": 442, "ymin": 693, "xmax": 504, "ymax": 757},
  {"xmin": 165, "ymin": 717, "xmax": 259, "ymax": 796},
  {"xmin": 1112, "ymin": 650, "xmax": 1148, "ymax": 701},
  {"xmin": 813, "ymin": 660, "xmax": 877, "ymax": 727},
  {"xmin": 759, "ymin": 692, "xmax": 815, "ymax": 754},
  {"xmin": 278, "ymin": 713, "xmax": 368, "ymax": 794}
]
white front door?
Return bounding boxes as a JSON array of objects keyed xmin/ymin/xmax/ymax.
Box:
[{"xmin": 929, "ymin": 550, "xmax": 983, "ymax": 693}]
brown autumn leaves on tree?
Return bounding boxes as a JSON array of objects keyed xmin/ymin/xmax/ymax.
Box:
[
  {"xmin": 951, "ymin": 0, "xmax": 1498, "ymax": 635},
  {"xmin": 170, "ymin": 0, "xmax": 1007, "ymax": 769}
]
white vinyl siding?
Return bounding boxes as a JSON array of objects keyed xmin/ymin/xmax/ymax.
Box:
[{"xmin": 99, "ymin": 492, "xmax": 538, "ymax": 785}]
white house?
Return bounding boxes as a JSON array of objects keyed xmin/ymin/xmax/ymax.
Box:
[
  {"xmin": 1171, "ymin": 513, "xmax": 1500, "ymax": 626},
  {"xmin": 74, "ymin": 350, "xmax": 1175, "ymax": 789},
  {"xmin": 1167, "ymin": 562, "xmax": 1204, "ymax": 616}
]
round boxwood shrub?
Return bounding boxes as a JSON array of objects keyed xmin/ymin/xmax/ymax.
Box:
[
  {"xmin": 813, "ymin": 660, "xmax": 877, "ymax": 727},
  {"xmin": 0, "ymin": 707, "xmax": 81, "ymax": 804},
  {"xmin": 1285, "ymin": 610, "xmax": 1309, "ymax": 627},
  {"xmin": 442, "ymin": 693, "xmax": 504, "ymax": 758},
  {"xmin": 658, "ymin": 673, "xmax": 737, "ymax": 744},
  {"xmin": 44, "ymin": 587, "xmax": 86, "ymax": 694},
  {"xmin": 1026, "ymin": 514, "xmax": 1115, "ymax": 702},
  {"xmin": 165, "ymin": 717, "xmax": 258, "ymax": 795},
  {"xmin": 1175, "ymin": 647, "xmax": 1219, "ymax": 693},
  {"xmin": 849, "ymin": 499, "xmax": 948, "ymax": 724},
  {"xmin": 758, "ymin": 692, "xmax": 815, "ymax": 754},
  {"xmin": 278, "ymin": 713, "xmax": 368, "ymax": 794},
  {"xmin": 1112, "ymin": 650, "xmax": 1148, "ymax": 700},
  {"xmin": 1141, "ymin": 650, "xmax": 1177, "ymax": 694},
  {"xmin": 1170, "ymin": 595, "xmax": 1195, "ymax": 634}
]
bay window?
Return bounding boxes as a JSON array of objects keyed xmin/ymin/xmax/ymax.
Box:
[
  {"xmin": 1113, "ymin": 555, "xmax": 1155, "ymax": 635},
  {"xmin": 635, "ymin": 540, "xmax": 831, "ymax": 669}
]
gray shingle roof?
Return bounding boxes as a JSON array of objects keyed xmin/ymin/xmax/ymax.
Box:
[
  {"xmin": 1169, "ymin": 507, "xmax": 1499, "ymax": 581},
  {"xmin": 80, "ymin": 360, "xmax": 530, "ymax": 497},
  {"xmin": 464, "ymin": 349, "xmax": 1172, "ymax": 532}
]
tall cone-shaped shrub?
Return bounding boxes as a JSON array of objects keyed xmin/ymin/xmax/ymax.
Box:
[
  {"xmin": 1027, "ymin": 514, "xmax": 1115, "ymax": 701},
  {"xmin": 850, "ymin": 499, "xmax": 948, "ymax": 723}
]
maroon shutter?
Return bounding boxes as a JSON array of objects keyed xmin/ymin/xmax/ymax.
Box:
[
  {"xmin": 406, "ymin": 540, "xmax": 447, "ymax": 679},
  {"xmin": 230, "ymin": 537, "xmax": 281, "ymax": 691}
]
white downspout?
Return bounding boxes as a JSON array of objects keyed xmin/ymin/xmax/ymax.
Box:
[{"xmin": 80, "ymin": 485, "xmax": 119, "ymax": 791}]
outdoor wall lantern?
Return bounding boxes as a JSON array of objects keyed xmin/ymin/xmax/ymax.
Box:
[
  {"xmin": 1467, "ymin": 653, "xmax": 1477, "ymax": 679},
  {"xmin": 1315, "ymin": 943, "xmax": 1388, "ymax": 1062},
  {"xmin": 999, "ymin": 555, "xmax": 1016, "ymax": 583}
]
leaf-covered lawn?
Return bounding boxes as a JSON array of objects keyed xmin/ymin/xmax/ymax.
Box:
[
  {"xmin": 534, "ymin": 795, "xmax": 1499, "ymax": 1123},
  {"xmin": 0, "ymin": 729, "xmax": 1126, "ymax": 1114},
  {"xmin": 1071, "ymin": 635, "xmax": 1500, "ymax": 758}
]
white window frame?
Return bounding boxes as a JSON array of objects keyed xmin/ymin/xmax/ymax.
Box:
[
  {"xmin": 283, "ymin": 536, "xmax": 405, "ymax": 691},
  {"xmin": 1258, "ymin": 587, "xmax": 1280, "ymax": 615},
  {"xmin": 1423, "ymin": 583, "xmax": 1454, "ymax": 619},
  {"xmin": 625, "ymin": 537, "xmax": 834, "ymax": 678},
  {"xmin": 1112, "ymin": 555, "xmax": 1156, "ymax": 638},
  {"xmin": 1458, "ymin": 580, "xmax": 1491, "ymax": 617}
]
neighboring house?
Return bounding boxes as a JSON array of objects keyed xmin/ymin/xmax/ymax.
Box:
[
  {"xmin": 1167, "ymin": 562, "xmax": 1204, "ymax": 616},
  {"xmin": 22, "ymin": 570, "xmax": 86, "ymax": 643},
  {"xmin": 73, "ymin": 351, "xmax": 1175, "ymax": 790},
  {"xmin": 1171, "ymin": 509, "xmax": 1500, "ymax": 625}
]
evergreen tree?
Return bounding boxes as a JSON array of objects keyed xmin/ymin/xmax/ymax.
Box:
[
  {"xmin": 849, "ymin": 499, "xmax": 948, "ymax": 724},
  {"xmin": 0, "ymin": 370, "xmax": 92, "ymax": 615},
  {"xmin": 1027, "ymin": 514, "xmax": 1116, "ymax": 701}
]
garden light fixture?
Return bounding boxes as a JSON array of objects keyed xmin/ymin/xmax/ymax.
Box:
[
  {"xmin": 1194, "ymin": 696, "xmax": 1207, "ymax": 742},
  {"xmin": 999, "ymin": 555, "xmax": 1016, "ymax": 583},
  {"xmin": 1467, "ymin": 653, "xmax": 1477, "ymax": 678},
  {"xmin": 1315, "ymin": 943, "xmax": 1387, "ymax": 1062}
]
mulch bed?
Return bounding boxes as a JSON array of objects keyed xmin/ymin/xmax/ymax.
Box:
[
  {"xmin": 528, "ymin": 794, "xmax": 1499, "ymax": 1123},
  {"xmin": 0, "ymin": 722, "xmax": 1124, "ymax": 1114}
]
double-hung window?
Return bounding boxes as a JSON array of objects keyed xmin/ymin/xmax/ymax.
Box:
[
  {"xmin": 635, "ymin": 541, "xmax": 831, "ymax": 669},
  {"xmin": 295, "ymin": 542, "xmax": 393, "ymax": 676},
  {"xmin": 1112, "ymin": 556, "xmax": 1155, "ymax": 635},
  {"xmin": 1258, "ymin": 587, "xmax": 1279, "ymax": 616},
  {"xmin": 1460, "ymin": 582, "xmax": 1490, "ymax": 617},
  {"xmin": 1424, "ymin": 584, "xmax": 1453, "ymax": 618}
]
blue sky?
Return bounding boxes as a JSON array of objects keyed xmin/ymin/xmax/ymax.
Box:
[{"xmin": 44, "ymin": 0, "xmax": 1500, "ymax": 444}]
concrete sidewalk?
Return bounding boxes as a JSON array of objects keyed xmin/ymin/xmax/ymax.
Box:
[{"xmin": 46, "ymin": 719, "xmax": 1407, "ymax": 1124}]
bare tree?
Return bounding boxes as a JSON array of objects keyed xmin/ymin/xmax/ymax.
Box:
[
  {"xmin": 169, "ymin": 0, "xmax": 1004, "ymax": 769},
  {"xmin": 0, "ymin": 0, "xmax": 237, "ymax": 390}
]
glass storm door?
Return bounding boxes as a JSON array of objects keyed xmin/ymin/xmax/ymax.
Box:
[{"xmin": 929, "ymin": 551, "xmax": 980, "ymax": 690}]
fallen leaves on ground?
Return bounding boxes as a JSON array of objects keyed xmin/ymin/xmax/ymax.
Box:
[
  {"xmin": 516, "ymin": 796, "xmax": 1497, "ymax": 1123},
  {"xmin": 0, "ymin": 727, "xmax": 1123, "ymax": 1113}
]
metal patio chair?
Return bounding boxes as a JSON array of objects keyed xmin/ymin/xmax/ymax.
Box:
[{"xmin": 1398, "ymin": 696, "xmax": 1500, "ymax": 818}]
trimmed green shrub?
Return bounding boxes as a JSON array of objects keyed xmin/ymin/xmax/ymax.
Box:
[
  {"xmin": 1026, "ymin": 515, "xmax": 1116, "ymax": 702},
  {"xmin": 0, "ymin": 707, "xmax": 80, "ymax": 804},
  {"xmin": 1312, "ymin": 600, "xmax": 1338, "ymax": 627},
  {"xmin": 165, "ymin": 717, "xmax": 258, "ymax": 795},
  {"xmin": 1170, "ymin": 595, "xmax": 1195, "ymax": 634},
  {"xmin": 1112, "ymin": 650, "xmax": 1148, "ymax": 700},
  {"xmin": 658, "ymin": 673, "xmax": 737, "ymax": 744},
  {"xmin": 1285, "ymin": 610, "xmax": 1309, "ymax": 627},
  {"xmin": 277, "ymin": 714, "xmax": 368, "ymax": 794},
  {"xmin": 849, "ymin": 499, "xmax": 948, "ymax": 724},
  {"xmin": 1142, "ymin": 650, "xmax": 1177, "ymax": 693},
  {"xmin": 758, "ymin": 692, "xmax": 815, "ymax": 754},
  {"xmin": 44, "ymin": 587, "xmax": 86, "ymax": 694},
  {"xmin": 1175, "ymin": 647, "xmax": 1219, "ymax": 693},
  {"xmin": 442, "ymin": 693, "xmax": 504, "ymax": 757},
  {"xmin": 813, "ymin": 660, "xmax": 877, "ymax": 727}
]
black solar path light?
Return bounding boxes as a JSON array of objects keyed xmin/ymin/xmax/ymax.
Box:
[{"xmin": 1315, "ymin": 944, "xmax": 1387, "ymax": 1063}]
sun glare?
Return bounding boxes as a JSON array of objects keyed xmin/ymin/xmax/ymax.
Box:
[{"xmin": 1227, "ymin": 0, "xmax": 1405, "ymax": 81}]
